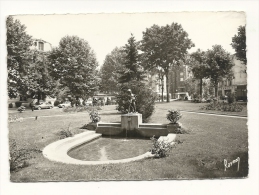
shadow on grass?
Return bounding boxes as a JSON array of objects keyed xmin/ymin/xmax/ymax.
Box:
[{"xmin": 186, "ymin": 151, "xmax": 248, "ymax": 179}]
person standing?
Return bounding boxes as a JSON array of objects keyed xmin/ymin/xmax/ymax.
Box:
[{"xmin": 30, "ymin": 101, "xmax": 35, "ymax": 111}]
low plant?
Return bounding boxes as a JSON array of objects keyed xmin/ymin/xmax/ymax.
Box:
[
  {"xmin": 17, "ymin": 106, "xmax": 26, "ymax": 113},
  {"xmin": 54, "ymin": 100, "xmax": 60, "ymax": 106},
  {"xmin": 227, "ymin": 93, "xmax": 236, "ymax": 104},
  {"xmin": 9, "ymin": 139, "xmax": 41, "ymax": 172},
  {"xmin": 15, "ymin": 101, "xmax": 22, "ymax": 107},
  {"xmin": 58, "ymin": 123, "xmax": 73, "ymax": 139},
  {"xmin": 89, "ymin": 110, "xmax": 101, "ymax": 123},
  {"xmin": 8, "ymin": 115, "xmax": 23, "ymax": 123},
  {"xmin": 9, "ymin": 103, "xmax": 13, "ymax": 108},
  {"xmin": 201, "ymin": 102, "xmax": 243, "ymax": 112},
  {"xmin": 166, "ymin": 110, "xmax": 182, "ymax": 124},
  {"xmin": 149, "ymin": 136, "xmax": 173, "ymax": 158}
]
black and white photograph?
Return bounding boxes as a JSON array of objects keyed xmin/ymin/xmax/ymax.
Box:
[{"xmin": 0, "ymin": 1, "xmax": 258, "ymax": 195}]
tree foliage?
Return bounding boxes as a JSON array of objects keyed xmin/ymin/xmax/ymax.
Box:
[
  {"xmin": 231, "ymin": 26, "xmax": 246, "ymax": 65},
  {"xmin": 48, "ymin": 36, "xmax": 99, "ymax": 99},
  {"xmin": 118, "ymin": 34, "xmax": 145, "ymax": 83},
  {"xmin": 99, "ymin": 47, "xmax": 125, "ymax": 94},
  {"xmin": 141, "ymin": 23, "xmax": 194, "ymax": 102},
  {"xmin": 190, "ymin": 49, "xmax": 208, "ymax": 97},
  {"xmin": 116, "ymin": 81, "xmax": 156, "ymax": 122},
  {"xmin": 7, "ymin": 16, "xmax": 33, "ymax": 98},
  {"xmin": 205, "ymin": 45, "xmax": 234, "ymax": 97}
]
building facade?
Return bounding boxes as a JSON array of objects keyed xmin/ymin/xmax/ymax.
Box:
[
  {"xmin": 218, "ymin": 56, "xmax": 247, "ymax": 101},
  {"xmin": 169, "ymin": 64, "xmax": 191, "ymax": 99},
  {"xmin": 30, "ymin": 39, "xmax": 52, "ymax": 52}
]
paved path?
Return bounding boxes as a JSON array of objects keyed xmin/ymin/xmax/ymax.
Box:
[{"xmin": 180, "ymin": 110, "xmax": 247, "ymax": 119}]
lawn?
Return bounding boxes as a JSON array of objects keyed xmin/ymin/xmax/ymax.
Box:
[
  {"xmin": 9, "ymin": 102, "xmax": 248, "ymax": 181},
  {"xmin": 156, "ymin": 100, "xmax": 247, "ymax": 116}
]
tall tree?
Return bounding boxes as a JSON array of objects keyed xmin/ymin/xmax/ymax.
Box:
[
  {"xmin": 231, "ymin": 26, "xmax": 246, "ymax": 65},
  {"xmin": 206, "ymin": 45, "xmax": 234, "ymax": 98},
  {"xmin": 118, "ymin": 34, "xmax": 145, "ymax": 83},
  {"xmin": 141, "ymin": 23, "xmax": 194, "ymax": 102},
  {"xmin": 99, "ymin": 47, "xmax": 125, "ymax": 94},
  {"xmin": 190, "ymin": 49, "xmax": 208, "ymax": 98},
  {"xmin": 48, "ymin": 36, "xmax": 98, "ymax": 99},
  {"xmin": 7, "ymin": 16, "xmax": 33, "ymax": 98},
  {"xmin": 27, "ymin": 50, "xmax": 58, "ymax": 102}
]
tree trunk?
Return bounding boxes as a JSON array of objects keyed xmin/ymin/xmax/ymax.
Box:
[
  {"xmin": 37, "ymin": 91, "xmax": 41, "ymax": 103},
  {"xmin": 161, "ymin": 77, "xmax": 164, "ymax": 102},
  {"xmin": 200, "ymin": 78, "xmax": 203, "ymax": 98},
  {"xmin": 166, "ymin": 73, "xmax": 169, "ymax": 102},
  {"xmin": 215, "ymin": 82, "xmax": 218, "ymax": 98}
]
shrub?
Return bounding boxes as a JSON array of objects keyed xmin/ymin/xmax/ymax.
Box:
[
  {"xmin": 166, "ymin": 110, "xmax": 182, "ymax": 124},
  {"xmin": 15, "ymin": 101, "xmax": 22, "ymax": 107},
  {"xmin": 227, "ymin": 93, "xmax": 236, "ymax": 104},
  {"xmin": 149, "ymin": 136, "xmax": 173, "ymax": 158},
  {"xmin": 89, "ymin": 109, "xmax": 101, "ymax": 123},
  {"xmin": 54, "ymin": 100, "xmax": 60, "ymax": 106},
  {"xmin": 9, "ymin": 103, "xmax": 13, "ymax": 108},
  {"xmin": 17, "ymin": 106, "xmax": 26, "ymax": 113},
  {"xmin": 58, "ymin": 123, "xmax": 73, "ymax": 139},
  {"xmin": 201, "ymin": 102, "xmax": 243, "ymax": 112},
  {"xmin": 9, "ymin": 139, "xmax": 41, "ymax": 172},
  {"xmin": 116, "ymin": 82, "xmax": 156, "ymax": 122}
]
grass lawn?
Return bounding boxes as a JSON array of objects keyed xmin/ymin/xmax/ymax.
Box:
[
  {"xmin": 156, "ymin": 100, "xmax": 247, "ymax": 116},
  {"xmin": 9, "ymin": 102, "xmax": 248, "ymax": 181}
]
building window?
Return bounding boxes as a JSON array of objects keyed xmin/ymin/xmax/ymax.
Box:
[
  {"xmin": 180, "ymin": 72, "xmax": 183, "ymax": 76},
  {"xmin": 38, "ymin": 42, "xmax": 44, "ymax": 51},
  {"xmin": 180, "ymin": 78, "xmax": 183, "ymax": 81}
]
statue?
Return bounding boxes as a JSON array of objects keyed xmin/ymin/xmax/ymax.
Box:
[{"xmin": 127, "ymin": 89, "xmax": 136, "ymax": 113}]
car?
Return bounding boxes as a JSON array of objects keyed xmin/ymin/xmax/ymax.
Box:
[
  {"xmin": 58, "ymin": 101, "xmax": 71, "ymax": 108},
  {"xmin": 85, "ymin": 98, "xmax": 93, "ymax": 106},
  {"xmin": 34, "ymin": 102, "xmax": 53, "ymax": 110}
]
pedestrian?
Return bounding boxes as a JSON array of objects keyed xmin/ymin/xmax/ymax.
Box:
[{"xmin": 30, "ymin": 101, "xmax": 35, "ymax": 111}]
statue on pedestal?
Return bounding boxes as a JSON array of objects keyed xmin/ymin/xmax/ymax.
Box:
[{"xmin": 127, "ymin": 89, "xmax": 136, "ymax": 113}]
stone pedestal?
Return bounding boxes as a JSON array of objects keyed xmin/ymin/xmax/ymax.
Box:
[{"xmin": 121, "ymin": 113, "xmax": 142, "ymax": 131}]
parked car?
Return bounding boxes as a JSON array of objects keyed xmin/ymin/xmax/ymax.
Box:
[
  {"xmin": 58, "ymin": 101, "xmax": 71, "ymax": 108},
  {"xmin": 86, "ymin": 98, "xmax": 93, "ymax": 106},
  {"xmin": 34, "ymin": 102, "xmax": 53, "ymax": 110}
]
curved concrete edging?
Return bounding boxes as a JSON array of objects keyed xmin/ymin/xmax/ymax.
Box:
[{"xmin": 43, "ymin": 131, "xmax": 176, "ymax": 165}]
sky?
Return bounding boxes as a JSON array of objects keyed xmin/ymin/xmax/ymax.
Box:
[{"xmin": 13, "ymin": 12, "xmax": 245, "ymax": 67}]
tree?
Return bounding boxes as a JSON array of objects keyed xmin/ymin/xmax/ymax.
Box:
[
  {"xmin": 99, "ymin": 47, "xmax": 125, "ymax": 94},
  {"xmin": 118, "ymin": 34, "xmax": 145, "ymax": 83},
  {"xmin": 48, "ymin": 36, "xmax": 99, "ymax": 100},
  {"xmin": 28, "ymin": 50, "xmax": 61, "ymax": 102},
  {"xmin": 231, "ymin": 26, "xmax": 246, "ymax": 65},
  {"xmin": 205, "ymin": 45, "xmax": 234, "ymax": 98},
  {"xmin": 7, "ymin": 16, "xmax": 33, "ymax": 98},
  {"xmin": 183, "ymin": 77, "xmax": 197, "ymax": 97},
  {"xmin": 116, "ymin": 81, "xmax": 156, "ymax": 122},
  {"xmin": 141, "ymin": 23, "xmax": 194, "ymax": 102},
  {"xmin": 190, "ymin": 49, "xmax": 208, "ymax": 98}
]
